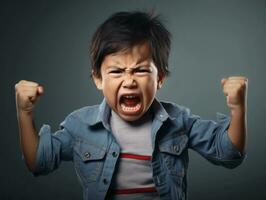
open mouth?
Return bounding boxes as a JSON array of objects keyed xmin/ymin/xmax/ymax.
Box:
[{"xmin": 119, "ymin": 94, "xmax": 142, "ymax": 114}]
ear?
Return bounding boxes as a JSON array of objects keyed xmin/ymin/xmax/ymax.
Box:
[
  {"xmin": 92, "ymin": 72, "xmax": 103, "ymax": 90},
  {"xmin": 157, "ymin": 73, "xmax": 166, "ymax": 90}
]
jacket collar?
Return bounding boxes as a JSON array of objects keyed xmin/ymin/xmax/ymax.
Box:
[
  {"xmin": 87, "ymin": 98, "xmax": 111, "ymax": 131},
  {"xmin": 151, "ymin": 98, "xmax": 170, "ymax": 122},
  {"xmin": 87, "ymin": 98, "xmax": 171, "ymax": 130}
]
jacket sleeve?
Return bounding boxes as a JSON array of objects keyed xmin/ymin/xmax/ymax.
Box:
[
  {"xmin": 33, "ymin": 115, "xmax": 75, "ymax": 176},
  {"xmin": 185, "ymin": 109, "xmax": 246, "ymax": 169}
]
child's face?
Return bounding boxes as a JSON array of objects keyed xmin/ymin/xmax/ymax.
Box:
[{"xmin": 93, "ymin": 43, "xmax": 165, "ymax": 121}]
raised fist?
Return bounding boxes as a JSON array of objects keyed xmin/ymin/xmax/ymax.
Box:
[
  {"xmin": 15, "ymin": 80, "xmax": 44, "ymax": 114},
  {"xmin": 221, "ymin": 76, "xmax": 248, "ymax": 110}
]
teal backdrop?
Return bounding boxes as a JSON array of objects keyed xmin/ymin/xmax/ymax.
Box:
[{"xmin": 1, "ymin": 0, "xmax": 265, "ymax": 199}]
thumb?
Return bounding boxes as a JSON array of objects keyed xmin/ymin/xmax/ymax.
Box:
[
  {"xmin": 221, "ymin": 78, "xmax": 227, "ymax": 87},
  {"xmin": 37, "ymin": 86, "xmax": 44, "ymax": 96}
]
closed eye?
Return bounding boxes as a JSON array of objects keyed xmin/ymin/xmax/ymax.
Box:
[
  {"xmin": 109, "ymin": 70, "xmax": 122, "ymax": 74},
  {"xmin": 135, "ymin": 68, "xmax": 151, "ymax": 74},
  {"xmin": 108, "ymin": 68, "xmax": 123, "ymax": 74}
]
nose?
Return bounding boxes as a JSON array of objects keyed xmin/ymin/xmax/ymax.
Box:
[{"xmin": 122, "ymin": 73, "xmax": 137, "ymax": 88}]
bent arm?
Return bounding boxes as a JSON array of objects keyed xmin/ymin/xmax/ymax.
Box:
[
  {"xmin": 187, "ymin": 112, "xmax": 244, "ymax": 168},
  {"xmin": 222, "ymin": 76, "xmax": 248, "ymax": 155},
  {"xmin": 15, "ymin": 80, "xmax": 43, "ymax": 172},
  {"xmin": 17, "ymin": 111, "xmax": 39, "ymax": 172},
  {"xmin": 228, "ymin": 107, "xmax": 246, "ymax": 155}
]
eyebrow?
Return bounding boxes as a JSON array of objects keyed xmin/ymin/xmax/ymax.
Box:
[
  {"xmin": 109, "ymin": 59, "xmax": 150, "ymax": 68},
  {"xmin": 107, "ymin": 65, "xmax": 151, "ymax": 71}
]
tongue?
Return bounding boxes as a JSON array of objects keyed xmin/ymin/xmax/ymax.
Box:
[{"xmin": 122, "ymin": 97, "xmax": 139, "ymax": 107}]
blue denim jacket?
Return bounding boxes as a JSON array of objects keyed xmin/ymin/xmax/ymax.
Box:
[{"xmin": 34, "ymin": 99, "xmax": 244, "ymax": 200}]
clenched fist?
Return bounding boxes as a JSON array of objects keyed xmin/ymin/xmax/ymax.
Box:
[
  {"xmin": 15, "ymin": 80, "xmax": 44, "ymax": 114},
  {"xmin": 221, "ymin": 76, "xmax": 248, "ymax": 111}
]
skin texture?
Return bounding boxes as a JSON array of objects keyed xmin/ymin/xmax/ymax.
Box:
[
  {"xmin": 93, "ymin": 43, "xmax": 165, "ymax": 121},
  {"xmin": 221, "ymin": 77, "xmax": 248, "ymax": 154},
  {"xmin": 15, "ymin": 44, "xmax": 247, "ymax": 171},
  {"xmin": 15, "ymin": 80, "xmax": 43, "ymax": 171}
]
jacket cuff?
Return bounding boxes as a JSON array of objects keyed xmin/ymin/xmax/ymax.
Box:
[
  {"xmin": 33, "ymin": 124, "xmax": 52, "ymax": 176},
  {"xmin": 217, "ymin": 112, "xmax": 246, "ymax": 160}
]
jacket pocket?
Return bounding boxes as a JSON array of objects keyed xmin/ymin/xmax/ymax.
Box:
[
  {"xmin": 159, "ymin": 134, "xmax": 188, "ymax": 177},
  {"xmin": 73, "ymin": 138, "xmax": 106, "ymax": 184}
]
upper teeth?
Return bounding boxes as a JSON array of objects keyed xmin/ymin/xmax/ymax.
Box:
[{"xmin": 124, "ymin": 95, "xmax": 136, "ymax": 99}]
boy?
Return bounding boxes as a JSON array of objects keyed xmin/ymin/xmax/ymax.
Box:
[{"xmin": 15, "ymin": 11, "xmax": 247, "ymax": 200}]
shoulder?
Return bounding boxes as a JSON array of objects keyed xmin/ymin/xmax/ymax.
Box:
[
  {"xmin": 159, "ymin": 100, "xmax": 192, "ymax": 118},
  {"xmin": 60, "ymin": 104, "xmax": 100, "ymax": 129},
  {"xmin": 159, "ymin": 100, "xmax": 201, "ymax": 132},
  {"xmin": 68, "ymin": 104, "xmax": 100, "ymax": 122}
]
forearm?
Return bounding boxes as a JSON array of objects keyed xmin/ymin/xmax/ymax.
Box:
[
  {"xmin": 227, "ymin": 107, "xmax": 247, "ymax": 155},
  {"xmin": 17, "ymin": 111, "xmax": 39, "ymax": 171}
]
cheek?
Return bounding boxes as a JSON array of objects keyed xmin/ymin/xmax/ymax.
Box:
[
  {"xmin": 142, "ymin": 77, "xmax": 158, "ymax": 98},
  {"xmin": 148, "ymin": 75, "xmax": 159, "ymax": 89},
  {"xmin": 102, "ymin": 78, "xmax": 120, "ymax": 101},
  {"xmin": 102, "ymin": 76, "xmax": 115, "ymax": 89}
]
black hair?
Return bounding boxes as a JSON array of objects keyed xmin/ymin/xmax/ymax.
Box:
[{"xmin": 90, "ymin": 11, "xmax": 171, "ymax": 78}]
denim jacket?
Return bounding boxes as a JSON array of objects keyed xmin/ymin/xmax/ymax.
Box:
[{"xmin": 34, "ymin": 99, "xmax": 245, "ymax": 200}]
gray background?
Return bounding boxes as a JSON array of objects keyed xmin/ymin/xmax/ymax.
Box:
[{"xmin": 1, "ymin": 0, "xmax": 265, "ymax": 199}]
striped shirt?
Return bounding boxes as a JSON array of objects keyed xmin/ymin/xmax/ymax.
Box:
[{"xmin": 109, "ymin": 110, "xmax": 160, "ymax": 200}]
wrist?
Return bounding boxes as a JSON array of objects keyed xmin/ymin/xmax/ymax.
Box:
[
  {"xmin": 17, "ymin": 109, "xmax": 34, "ymax": 118},
  {"xmin": 230, "ymin": 105, "xmax": 246, "ymax": 116}
]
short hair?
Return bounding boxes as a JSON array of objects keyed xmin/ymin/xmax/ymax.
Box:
[{"xmin": 90, "ymin": 11, "xmax": 171, "ymax": 78}]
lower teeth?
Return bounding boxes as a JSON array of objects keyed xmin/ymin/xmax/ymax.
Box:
[{"xmin": 121, "ymin": 103, "xmax": 141, "ymax": 112}]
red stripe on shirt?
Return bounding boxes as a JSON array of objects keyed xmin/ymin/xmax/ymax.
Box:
[
  {"xmin": 113, "ymin": 187, "xmax": 157, "ymax": 195},
  {"xmin": 120, "ymin": 153, "xmax": 152, "ymax": 161}
]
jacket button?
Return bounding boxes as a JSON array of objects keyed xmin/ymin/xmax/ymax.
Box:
[
  {"xmin": 84, "ymin": 152, "xmax": 91, "ymax": 158},
  {"xmin": 173, "ymin": 145, "xmax": 179, "ymax": 152},
  {"xmin": 103, "ymin": 178, "xmax": 108, "ymax": 185},
  {"xmin": 112, "ymin": 152, "xmax": 118, "ymax": 157}
]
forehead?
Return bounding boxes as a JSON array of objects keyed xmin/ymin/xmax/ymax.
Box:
[{"xmin": 102, "ymin": 43, "xmax": 152, "ymax": 67}]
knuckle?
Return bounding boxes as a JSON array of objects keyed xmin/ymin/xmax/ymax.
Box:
[
  {"xmin": 238, "ymin": 83, "xmax": 246, "ymax": 90},
  {"xmin": 236, "ymin": 83, "xmax": 242, "ymax": 88},
  {"xmin": 19, "ymin": 80, "xmax": 24, "ymax": 83}
]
